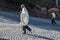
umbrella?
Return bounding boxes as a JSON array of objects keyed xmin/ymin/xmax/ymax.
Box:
[{"xmin": 48, "ymin": 8, "xmax": 59, "ymax": 13}]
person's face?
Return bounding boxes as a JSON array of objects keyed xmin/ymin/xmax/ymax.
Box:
[
  {"xmin": 21, "ymin": 4, "xmax": 24, "ymax": 9},
  {"xmin": 21, "ymin": 5, "xmax": 23, "ymax": 9}
]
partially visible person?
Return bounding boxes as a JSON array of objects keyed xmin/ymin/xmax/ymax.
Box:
[
  {"xmin": 20, "ymin": 4, "xmax": 32, "ymax": 34},
  {"xmin": 51, "ymin": 12, "xmax": 57, "ymax": 24}
]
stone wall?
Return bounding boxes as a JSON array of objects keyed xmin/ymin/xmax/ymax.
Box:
[
  {"xmin": 0, "ymin": 0, "xmax": 17, "ymax": 11},
  {"xmin": 28, "ymin": 6, "xmax": 60, "ymax": 20},
  {"xmin": 0, "ymin": 0, "xmax": 60, "ymax": 20}
]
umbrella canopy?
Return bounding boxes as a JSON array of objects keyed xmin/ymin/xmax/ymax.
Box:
[{"xmin": 48, "ymin": 8, "xmax": 59, "ymax": 13}]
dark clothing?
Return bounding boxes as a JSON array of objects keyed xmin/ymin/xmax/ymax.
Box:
[
  {"xmin": 51, "ymin": 18, "xmax": 56, "ymax": 24},
  {"xmin": 23, "ymin": 25, "xmax": 31, "ymax": 33}
]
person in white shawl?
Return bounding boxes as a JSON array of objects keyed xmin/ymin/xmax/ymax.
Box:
[{"xmin": 20, "ymin": 4, "xmax": 31, "ymax": 34}]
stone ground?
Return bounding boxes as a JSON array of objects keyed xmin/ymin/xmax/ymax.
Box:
[
  {"xmin": 0, "ymin": 23, "xmax": 60, "ymax": 40},
  {"xmin": 0, "ymin": 11, "xmax": 60, "ymax": 40}
]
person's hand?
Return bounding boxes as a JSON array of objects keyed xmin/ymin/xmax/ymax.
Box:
[{"xmin": 20, "ymin": 22, "xmax": 23, "ymax": 28}]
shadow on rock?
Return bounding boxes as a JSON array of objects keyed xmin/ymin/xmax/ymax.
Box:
[{"xmin": 26, "ymin": 34, "xmax": 54, "ymax": 40}]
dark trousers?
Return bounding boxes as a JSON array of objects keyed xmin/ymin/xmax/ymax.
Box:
[
  {"xmin": 51, "ymin": 18, "xmax": 56, "ymax": 24},
  {"xmin": 23, "ymin": 25, "xmax": 31, "ymax": 33}
]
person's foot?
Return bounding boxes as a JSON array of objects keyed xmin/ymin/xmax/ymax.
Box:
[
  {"xmin": 55, "ymin": 22, "xmax": 56, "ymax": 24},
  {"xmin": 29, "ymin": 29, "xmax": 32, "ymax": 34},
  {"xmin": 22, "ymin": 32, "xmax": 26, "ymax": 34},
  {"xmin": 52, "ymin": 23, "xmax": 53, "ymax": 25},
  {"xmin": 29, "ymin": 29, "xmax": 32, "ymax": 32}
]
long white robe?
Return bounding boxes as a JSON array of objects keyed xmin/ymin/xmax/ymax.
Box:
[{"xmin": 20, "ymin": 7, "xmax": 29, "ymax": 27}]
